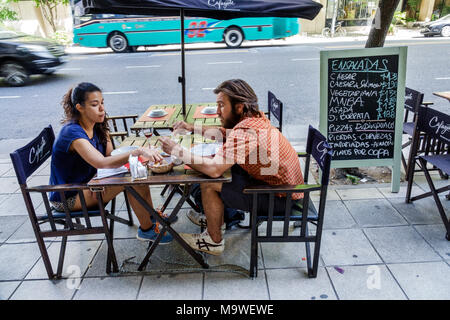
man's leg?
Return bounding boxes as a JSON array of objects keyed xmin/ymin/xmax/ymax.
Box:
[{"xmin": 201, "ymin": 182, "xmax": 224, "ymax": 243}]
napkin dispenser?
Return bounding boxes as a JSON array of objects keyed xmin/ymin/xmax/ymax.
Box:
[{"xmin": 129, "ymin": 154, "xmax": 147, "ymax": 180}]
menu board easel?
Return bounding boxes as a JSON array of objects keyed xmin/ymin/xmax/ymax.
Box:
[{"xmin": 319, "ymin": 47, "xmax": 407, "ymax": 192}]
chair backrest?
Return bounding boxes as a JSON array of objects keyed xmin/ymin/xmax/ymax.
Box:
[
  {"xmin": 267, "ymin": 91, "xmax": 283, "ymax": 132},
  {"xmin": 10, "ymin": 125, "xmax": 54, "ymax": 185},
  {"xmin": 306, "ymin": 125, "xmax": 333, "ymax": 186},
  {"xmin": 417, "ymin": 106, "xmax": 450, "ymax": 145},
  {"xmin": 405, "ymin": 87, "xmax": 424, "ymax": 113}
]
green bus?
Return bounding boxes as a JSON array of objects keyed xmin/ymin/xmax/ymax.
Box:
[{"xmin": 72, "ymin": 14, "xmax": 300, "ymax": 53}]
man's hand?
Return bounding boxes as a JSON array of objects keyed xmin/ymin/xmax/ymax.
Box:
[
  {"xmin": 157, "ymin": 137, "xmax": 181, "ymax": 156},
  {"xmin": 172, "ymin": 121, "xmax": 194, "ymax": 134}
]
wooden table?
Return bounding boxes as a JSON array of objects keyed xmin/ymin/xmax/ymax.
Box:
[
  {"xmin": 433, "ymin": 91, "xmax": 450, "ymax": 102},
  {"xmin": 88, "ymin": 135, "xmax": 230, "ymax": 271},
  {"xmin": 131, "ymin": 103, "xmax": 222, "ymax": 134}
]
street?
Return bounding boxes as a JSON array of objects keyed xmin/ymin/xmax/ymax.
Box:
[{"xmin": 0, "ymin": 37, "xmax": 449, "ymax": 141}]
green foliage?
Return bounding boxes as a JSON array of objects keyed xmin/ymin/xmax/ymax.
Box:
[
  {"xmin": 32, "ymin": 0, "xmax": 70, "ymax": 8},
  {"xmin": 392, "ymin": 11, "xmax": 406, "ymax": 25},
  {"xmin": 51, "ymin": 29, "xmax": 72, "ymax": 45},
  {"xmin": 0, "ymin": 0, "xmax": 18, "ymax": 23}
]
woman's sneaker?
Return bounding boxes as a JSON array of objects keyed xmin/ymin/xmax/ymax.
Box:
[
  {"xmin": 136, "ymin": 224, "xmax": 173, "ymax": 244},
  {"xmin": 186, "ymin": 209, "xmax": 226, "ymax": 234},
  {"xmin": 179, "ymin": 230, "xmax": 224, "ymax": 256}
]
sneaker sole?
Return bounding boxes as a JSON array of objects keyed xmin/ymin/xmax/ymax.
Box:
[
  {"xmin": 192, "ymin": 247, "xmax": 223, "ymax": 256},
  {"xmin": 136, "ymin": 234, "xmax": 172, "ymax": 244},
  {"xmin": 187, "ymin": 213, "xmax": 205, "ymax": 227}
]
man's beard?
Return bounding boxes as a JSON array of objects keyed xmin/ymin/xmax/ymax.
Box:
[{"xmin": 222, "ymin": 107, "xmax": 242, "ymax": 129}]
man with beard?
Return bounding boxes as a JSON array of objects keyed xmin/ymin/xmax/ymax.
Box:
[{"xmin": 158, "ymin": 79, "xmax": 304, "ymax": 255}]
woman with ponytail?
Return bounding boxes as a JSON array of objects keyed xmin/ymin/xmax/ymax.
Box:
[{"xmin": 49, "ymin": 82, "xmax": 172, "ymax": 243}]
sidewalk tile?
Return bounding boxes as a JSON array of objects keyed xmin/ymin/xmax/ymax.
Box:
[
  {"xmin": 378, "ymin": 185, "xmax": 426, "ymax": 199},
  {"xmin": 26, "ymin": 240, "xmax": 102, "ymax": 280},
  {"xmin": 412, "ymin": 176, "xmax": 449, "ymax": 191},
  {"xmin": 0, "ymin": 216, "xmax": 27, "ymax": 243},
  {"xmin": 310, "ymin": 190, "xmax": 341, "ymax": 201},
  {"xmin": 74, "ymin": 276, "xmax": 142, "ymax": 300},
  {"xmin": 139, "ymin": 273, "xmax": 202, "ymax": 300},
  {"xmin": 6, "ymin": 219, "xmax": 54, "ymax": 244},
  {"xmin": 0, "ymin": 193, "xmax": 43, "ymax": 217},
  {"xmin": 321, "ymin": 200, "xmax": 357, "ymax": 230},
  {"xmin": 0, "ymin": 177, "xmax": 20, "ymax": 194},
  {"xmin": 364, "ymin": 226, "xmax": 442, "ymax": 264},
  {"xmin": 326, "ymin": 265, "xmax": 406, "ymax": 300},
  {"xmin": 0, "ymin": 281, "xmax": 20, "ymax": 300},
  {"xmin": 388, "ymin": 262, "xmax": 450, "ymax": 300},
  {"xmin": 414, "ymin": 224, "xmax": 450, "ymax": 260},
  {"xmin": 345, "ymin": 199, "xmax": 408, "ymax": 227},
  {"xmin": 10, "ymin": 279, "xmax": 76, "ymax": 300},
  {"xmin": 0, "ymin": 243, "xmax": 42, "ymax": 280},
  {"xmin": 208, "ymin": 231, "xmax": 264, "ymax": 270},
  {"xmin": 204, "ymin": 272, "xmax": 268, "ymax": 300},
  {"xmin": 266, "ymin": 268, "xmax": 337, "ymax": 300},
  {"xmin": 27, "ymin": 175, "xmax": 50, "ymax": 187},
  {"xmin": 320, "ymin": 229, "xmax": 382, "ymax": 266},
  {"xmin": 388, "ymin": 198, "xmax": 446, "ymax": 225},
  {"xmin": 0, "ymin": 164, "xmax": 12, "ymax": 176},
  {"xmin": 262, "ymin": 242, "xmax": 322, "ymax": 269},
  {"xmin": 0, "ymin": 194, "xmax": 8, "ymax": 205},
  {"xmin": 336, "ymin": 188, "xmax": 384, "ymax": 200}
]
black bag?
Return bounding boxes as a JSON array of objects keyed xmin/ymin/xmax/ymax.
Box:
[{"xmin": 190, "ymin": 184, "xmax": 245, "ymax": 229}]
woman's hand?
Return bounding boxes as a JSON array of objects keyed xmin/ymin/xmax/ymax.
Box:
[
  {"xmin": 172, "ymin": 121, "xmax": 193, "ymax": 134},
  {"xmin": 132, "ymin": 147, "xmax": 163, "ymax": 163}
]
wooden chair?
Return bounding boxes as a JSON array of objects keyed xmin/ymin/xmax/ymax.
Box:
[
  {"xmin": 405, "ymin": 106, "xmax": 449, "ymax": 240},
  {"xmin": 107, "ymin": 114, "xmax": 140, "ymax": 226},
  {"xmin": 266, "ymin": 91, "xmax": 284, "ymax": 132},
  {"xmin": 402, "ymin": 88, "xmax": 434, "ymax": 178},
  {"xmin": 244, "ymin": 125, "xmax": 332, "ymax": 278},
  {"xmin": 9, "ymin": 126, "xmax": 122, "ymax": 279},
  {"xmin": 107, "ymin": 114, "xmax": 138, "ymax": 149}
]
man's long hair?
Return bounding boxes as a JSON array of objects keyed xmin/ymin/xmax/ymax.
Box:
[{"xmin": 214, "ymin": 79, "xmax": 261, "ymax": 118}]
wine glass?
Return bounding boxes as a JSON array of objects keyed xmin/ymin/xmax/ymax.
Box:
[{"xmin": 142, "ymin": 128, "xmax": 154, "ymax": 146}]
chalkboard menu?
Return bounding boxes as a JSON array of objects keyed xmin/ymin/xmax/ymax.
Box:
[{"xmin": 326, "ymin": 54, "xmax": 399, "ymax": 161}]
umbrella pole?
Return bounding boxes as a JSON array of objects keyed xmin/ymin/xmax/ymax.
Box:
[{"xmin": 179, "ymin": 8, "xmax": 186, "ymax": 118}]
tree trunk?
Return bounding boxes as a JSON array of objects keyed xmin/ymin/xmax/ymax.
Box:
[{"xmin": 365, "ymin": 0, "xmax": 401, "ymax": 48}]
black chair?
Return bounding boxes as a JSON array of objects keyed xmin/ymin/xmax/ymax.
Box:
[
  {"xmin": 266, "ymin": 91, "xmax": 283, "ymax": 132},
  {"xmin": 106, "ymin": 114, "xmax": 139, "ymax": 149},
  {"xmin": 402, "ymin": 88, "xmax": 435, "ymax": 178},
  {"xmin": 244, "ymin": 125, "xmax": 332, "ymax": 278},
  {"xmin": 9, "ymin": 126, "xmax": 124, "ymax": 279},
  {"xmin": 405, "ymin": 106, "xmax": 450, "ymax": 240}
]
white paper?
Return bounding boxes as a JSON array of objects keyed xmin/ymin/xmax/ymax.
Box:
[{"xmin": 93, "ymin": 166, "xmax": 129, "ymax": 180}]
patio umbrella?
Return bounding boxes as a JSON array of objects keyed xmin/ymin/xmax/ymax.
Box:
[{"xmin": 77, "ymin": 0, "xmax": 323, "ymax": 116}]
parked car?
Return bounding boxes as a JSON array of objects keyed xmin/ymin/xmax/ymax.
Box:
[
  {"xmin": 421, "ymin": 14, "xmax": 450, "ymax": 37},
  {"xmin": 0, "ymin": 28, "xmax": 68, "ymax": 86}
]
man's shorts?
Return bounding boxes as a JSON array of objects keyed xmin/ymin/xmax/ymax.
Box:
[{"xmin": 220, "ymin": 165, "xmax": 299, "ymax": 216}]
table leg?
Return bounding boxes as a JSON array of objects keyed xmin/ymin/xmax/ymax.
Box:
[
  {"xmin": 96, "ymin": 192, "xmax": 119, "ymax": 274},
  {"xmin": 125, "ymin": 186, "xmax": 209, "ymax": 271}
]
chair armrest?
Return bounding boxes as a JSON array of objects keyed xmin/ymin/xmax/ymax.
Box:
[
  {"xmin": 243, "ymin": 183, "xmax": 321, "ymax": 194},
  {"xmin": 107, "ymin": 115, "xmax": 138, "ymax": 120},
  {"xmin": 109, "ymin": 131, "xmax": 128, "ymax": 138},
  {"xmin": 26, "ymin": 183, "xmax": 90, "ymax": 193},
  {"xmin": 297, "ymin": 151, "xmax": 308, "ymax": 157}
]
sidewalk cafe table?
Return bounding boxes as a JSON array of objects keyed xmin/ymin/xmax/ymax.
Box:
[
  {"xmin": 131, "ymin": 103, "xmax": 221, "ymax": 136},
  {"xmin": 433, "ymin": 91, "xmax": 450, "ymax": 102},
  {"xmin": 87, "ymin": 135, "xmax": 230, "ymax": 272}
]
